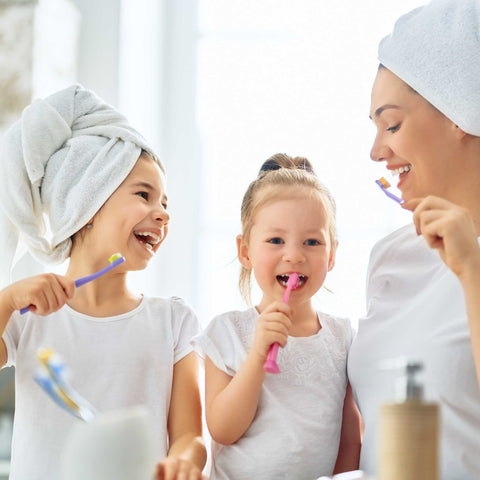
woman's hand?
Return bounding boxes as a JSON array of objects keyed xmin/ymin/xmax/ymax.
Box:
[
  {"xmin": 154, "ymin": 457, "xmax": 207, "ymax": 480},
  {"xmin": 402, "ymin": 196, "xmax": 480, "ymax": 279},
  {"xmin": 251, "ymin": 301, "xmax": 292, "ymax": 362},
  {"xmin": 1, "ymin": 273, "xmax": 75, "ymax": 316}
]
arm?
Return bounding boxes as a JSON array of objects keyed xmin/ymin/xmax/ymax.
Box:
[
  {"xmin": 155, "ymin": 352, "xmax": 207, "ymax": 480},
  {"xmin": 404, "ymin": 196, "xmax": 480, "ymax": 385},
  {"xmin": 205, "ymin": 302, "xmax": 292, "ymax": 445},
  {"xmin": 0, "ymin": 274, "xmax": 75, "ymax": 367},
  {"xmin": 333, "ymin": 382, "xmax": 362, "ymax": 474}
]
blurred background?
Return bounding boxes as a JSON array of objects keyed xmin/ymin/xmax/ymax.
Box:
[{"xmin": 0, "ymin": 0, "xmax": 424, "ymax": 471}]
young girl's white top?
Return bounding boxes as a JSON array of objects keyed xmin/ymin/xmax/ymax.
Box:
[
  {"xmin": 3, "ymin": 296, "xmax": 200, "ymax": 480},
  {"xmin": 193, "ymin": 308, "xmax": 353, "ymax": 480}
]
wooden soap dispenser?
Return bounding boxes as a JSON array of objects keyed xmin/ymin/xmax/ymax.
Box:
[{"xmin": 379, "ymin": 360, "xmax": 439, "ymax": 480}]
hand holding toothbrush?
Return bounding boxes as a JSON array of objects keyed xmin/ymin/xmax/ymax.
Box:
[
  {"xmin": 18, "ymin": 253, "xmax": 125, "ymax": 314},
  {"xmin": 263, "ymin": 273, "xmax": 299, "ymax": 374},
  {"xmin": 1, "ymin": 273, "xmax": 76, "ymax": 317}
]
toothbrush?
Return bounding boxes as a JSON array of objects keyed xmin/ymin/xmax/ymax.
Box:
[
  {"xmin": 20, "ymin": 253, "xmax": 125, "ymax": 314},
  {"xmin": 264, "ymin": 273, "xmax": 300, "ymax": 374},
  {"xmin": 33, "ymin": 347, "xmax": 97, "ymax": 422},
  {"xmin": 375, "ymin": 177, "xmax": 404, "ymax": 204}
]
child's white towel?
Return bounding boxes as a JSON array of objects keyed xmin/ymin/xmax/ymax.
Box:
[
  {"xmin": 378, "ymin": 0, "xmax": 480, "ymax": 136},
  {"xmin": 0, "ymin": 85, "xmax": 158, "ymax": 287}
]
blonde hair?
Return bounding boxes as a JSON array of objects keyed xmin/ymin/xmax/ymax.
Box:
[{"xmin": 239, "ymin": 153, "xmax": 337, "ymax": 303}]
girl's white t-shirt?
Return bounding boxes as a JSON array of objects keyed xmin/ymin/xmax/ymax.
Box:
[
  {"xmin": 193, "ymin": 307, "xmax": 353, "ymax": 480},
  {"xmin": 2, "ymin": 296, "xmax": 200, "ymax": 480}
]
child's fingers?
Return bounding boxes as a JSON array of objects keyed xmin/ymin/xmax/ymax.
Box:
[{"xmin": 14, "ymin": 273, "xmax": 75, "ymax": 315}]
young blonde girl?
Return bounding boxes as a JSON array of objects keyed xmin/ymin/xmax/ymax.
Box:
[
  {"xmin": 193, "ymin": 154, "xmax": 361, "ymax": 479},
  {"xmin": 0, "ymin": 85, "xmax": 206, "ymax": 480}
]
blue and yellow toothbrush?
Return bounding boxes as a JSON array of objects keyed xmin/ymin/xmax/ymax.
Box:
[{"xmin": 34, "ymin": 347, "xmax": 97, "ymax": 422}]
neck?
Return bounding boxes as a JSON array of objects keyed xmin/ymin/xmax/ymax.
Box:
[{"xmin": 66, "ymin": 251, "xmax": 140, "ymax": 317}]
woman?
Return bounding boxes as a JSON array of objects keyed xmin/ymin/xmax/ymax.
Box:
[{"xmin": 348, "ymin": 1, "xmax": 480, "ymax": 479}]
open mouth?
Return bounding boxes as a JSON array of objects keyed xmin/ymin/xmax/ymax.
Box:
[
  {"xmin": 276, "ymin": 273, "xmax": 307, "ymax": 288},
  {"xmin": 391, "ymin": 164, "xmax": 411, "ymax": 176},
  {"xmin": 134, "ymin": 231, "xmax": 161, "ymax": 253}
]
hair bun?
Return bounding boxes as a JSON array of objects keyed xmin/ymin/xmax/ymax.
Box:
[{"xmin": 259, "ymin": 153, "xmax": 315, "ymax": 176}]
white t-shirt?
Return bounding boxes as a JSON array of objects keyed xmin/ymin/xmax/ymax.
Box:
[
  {"xmin": 2, "ymin": 296, "xmax": 200, "ymax": 480},
  {"xmin": 193, "ymin": 307, "xmax": 353, "ymax": 480},
  {"xmin": 348, "ymin": 224, "xmax": 480, "ymax": 479}
]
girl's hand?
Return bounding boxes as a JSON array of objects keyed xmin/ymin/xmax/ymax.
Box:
[
  {"xmin": 1, "ymin": 273, "xmax": 75, "ymax": 315},
  {"xmin": 251, "ymin": 301, "xmax": 292, "ymax": 362},
  {"xmin": 154, "ymin": 457, "xmax": 206, "ymax": 480},
  {"xmin": 402, "ymin": 196, "xmax": 480, "ymax": 279}
]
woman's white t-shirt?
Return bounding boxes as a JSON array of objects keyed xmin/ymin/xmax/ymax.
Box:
[{"xmin": 348, "ymin": 224, "xmax": 480, "ymax": 479}]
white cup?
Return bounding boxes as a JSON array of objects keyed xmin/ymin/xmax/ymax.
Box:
[{"xmin": 61, "ymin": 406, "xmax": 156, "ymax": 480}]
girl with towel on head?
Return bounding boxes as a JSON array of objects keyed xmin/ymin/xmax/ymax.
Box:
[
  {"xmin": 348, "ymin": 0, "xmax": 480, "ymax": 478},
  {"xmin": 0, "ymin": 85, "xmax": 206, "ymax": 480}
]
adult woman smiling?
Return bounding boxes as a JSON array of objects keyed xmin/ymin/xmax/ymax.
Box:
[{"xmin": 348, "ymin": 0, "xmax": 480, "ymax": 479}]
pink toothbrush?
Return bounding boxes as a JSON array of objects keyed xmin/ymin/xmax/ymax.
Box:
[
  {"xmin": 20, "ymin": 253, "xmax": 125, "ymax": 314},
  {"xmin": 263, "ymin": 272, "xmax": 300, "ymax": 374}
]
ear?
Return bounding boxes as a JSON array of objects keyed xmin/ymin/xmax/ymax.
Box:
[
  {"xmin": 328, "ymin": 241, "xmax": 338, "ymax": 272},
  {"xmin": 236, "ymin": 234, "xmax": 252, "ymax": 269},
  {"xmin": 454, "ymin": 124, "xmax": 468, "ymax": 140}
]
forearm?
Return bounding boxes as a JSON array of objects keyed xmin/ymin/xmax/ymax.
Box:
[
  {"xmin": 207, "ymin": 352, "xmax": 265, "ymax": 444},
  {"xmin": 167, "ymin": 433, "xmax": 207, "ymax": 472},
  {"xmin": 333, "ymin": 444, "xmax": 361, "ymax": 474},
  {"xmin": 459, "ymin": 260, "xmax": 480, "ymax": 386}
]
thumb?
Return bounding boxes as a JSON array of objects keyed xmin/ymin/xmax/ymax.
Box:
[{"xmin": 401, "ymin": 197, "xmax": 423, "ymax": 212}]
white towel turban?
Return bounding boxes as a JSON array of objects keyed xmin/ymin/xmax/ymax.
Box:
[
  {"xmin": 0, "ymin": 84, "xmax": 159, "ymax": 287},
  {"xmin": 378, "ymin": 0, "xmax": 480, "ymax": 136}
]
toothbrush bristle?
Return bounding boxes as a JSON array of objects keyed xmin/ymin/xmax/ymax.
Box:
[
  {"xmin": 109, "ymin": 253, "xmax": 123, "ymax": 263},
  {"xmin": 378, "ymin": 177, "xmax": 391, "ymax": 188}
]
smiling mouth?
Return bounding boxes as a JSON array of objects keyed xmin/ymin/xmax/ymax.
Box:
[
  {"xmin": 277, "ymin": 274, "xmax": 306, "ymax": 288},
  {"xmin": 134, "ymin": 231, "xmax": 161, "ymax": 253},
  {"xmin": 391, "ymin": 164, "xmax": 411, "ymax": 176}
]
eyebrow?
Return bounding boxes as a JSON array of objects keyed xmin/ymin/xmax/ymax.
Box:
[
  {"xmin": 132, "ymin": 181, "xmax": 168, "ymax": 202},
  {"xmin": 369, "ymin": 104, "xmax": 400, "ymax": 120}
]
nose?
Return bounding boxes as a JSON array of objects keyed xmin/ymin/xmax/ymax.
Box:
[
  {"xmin": 153, "ymin": 204, "xmax": 170, "ymax": 225},
  {"xmin": 283, "ymin": 244, "xmax": 305, "ymax": 264},
  {"xmin": 370, "ymin": 131, "xmax": 392, "ymax": 162}
]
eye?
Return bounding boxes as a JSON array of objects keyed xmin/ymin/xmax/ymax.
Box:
[
  {"xmin": 305, "ymin": 239, "xmax": 321, "ymax": 246},
  {"xmin": 387, "ymin": 124, "xmax": 400, "ymax": 133},
  {"xmin": 268, "ymin": 237, "xmax": 283, "ymax": 245},
  {"xmin": 136, "ymin": 191, "xmax": 148, "ymax": 200}
]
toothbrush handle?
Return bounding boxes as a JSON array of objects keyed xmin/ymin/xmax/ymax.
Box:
[
  {"xmin": 19, "ymin": 257, "xmax": 125, "ymax": 314},
  {"xmin": 263, "ymin": 283, "xmax": 295, "ymax": 373},
  {"xmin": 74, "ymin": 257, "xmax": 124, "ymax": 287},
  {"xmin": 266, "ymin": 342, "xmax": 280, "ymax": 364}
]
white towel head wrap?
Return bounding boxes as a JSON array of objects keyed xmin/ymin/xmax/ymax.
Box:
[
  {"xmin": 0, "ymin": 84, "xmax": 160, "ymax": 287},
  {"xmin": 378, "ymin": 0, "xmax": 480, "ymax": 136}
]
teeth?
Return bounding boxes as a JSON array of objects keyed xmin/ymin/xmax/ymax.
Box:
[
  {"xmin": 277, "ymin": 274, "xmax": 306, "ymax": 287},
  {"xmin": 134, "ymin": 231, "xmax": 160, "ymax": 245},
  {"xmin": 392, "ymin": 165, "xmax": 412, "ymax": 176}
]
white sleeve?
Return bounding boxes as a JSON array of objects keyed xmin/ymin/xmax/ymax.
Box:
[
  {"xmin": 170, "ymin": 297, "xmax": 201, "ymax": 364},
  {"xmin": 2, "ymin": 311, "xmax": 27, "ymax": 367},
  {"xmin": 191, "ymin": 313, "xmax": 240, "ymax": 377}
]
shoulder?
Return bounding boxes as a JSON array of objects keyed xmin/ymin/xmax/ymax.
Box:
[
  {"xmin": 370, "ymin": 223, "xmax": 416, "ymax": 260},
  {"xmin": 205, "ymin": 308, "xmax": 256, "ymax": 337},
  {"xmin": 318, "ymin": 312, "xmax": 354, "ymax": 344},
  {"xmin": 143, "ymin": 295, "xmax": 196, "ymax": 316}
]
